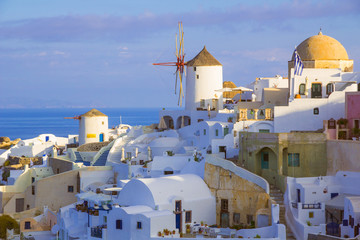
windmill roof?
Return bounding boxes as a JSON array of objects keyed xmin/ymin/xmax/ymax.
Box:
[
  {"xmin": 187, "ymin": 46, "xmax": 222, "ymax": 66},
  {"xmin": 81, "ymin": 109, "xmax": 107, "ymax": 117}
]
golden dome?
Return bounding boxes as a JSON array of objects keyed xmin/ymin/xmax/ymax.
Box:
[{"xmin": 293, "ymin": 31, "xmax": 349, "ymax": 61}]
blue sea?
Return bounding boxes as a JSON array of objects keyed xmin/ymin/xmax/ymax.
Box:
[{"xmin": 0, "ymin": 108, "xmax": 161, "ymax": 140}]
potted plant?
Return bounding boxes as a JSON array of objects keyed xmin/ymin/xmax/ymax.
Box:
[
  {"xmin": 201, "ymin": 221, "xmax": 204, "ymax": 226},
  {"xmin": 186, "ymin": 224, "xmax": 191, "ymax": 233},
  {"xmin": 158, "ymin": 231, "xmax": 162, "ymax": 237},
  {"xmin": 227, "ymin": 117, "xmax": 233, "ymax": 123},
  {"xmin": 337, "ymin": 118, "xmax": 348, "ymax": 128}
]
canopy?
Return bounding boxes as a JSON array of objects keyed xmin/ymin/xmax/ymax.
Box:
[{"xmin": 232, "ymin": 86, "xmax": 253, "ymax": 92}]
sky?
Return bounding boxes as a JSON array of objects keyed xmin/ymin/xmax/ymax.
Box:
[{"xmin": 0, "ymin": 0, "xmax": 359, "ymax": 108}]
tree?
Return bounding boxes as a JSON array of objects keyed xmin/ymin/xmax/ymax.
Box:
[{"xmin": 0, "ymin": 215, "xmax": 19, "ymax": 239}]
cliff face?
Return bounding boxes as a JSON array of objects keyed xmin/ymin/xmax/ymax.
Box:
[{"xmin": 0, "ymin": 137, "xmax": 20, "ymax": 150}]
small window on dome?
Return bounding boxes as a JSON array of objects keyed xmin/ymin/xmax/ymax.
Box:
[
  {"xmin": 299, "ymin": 84, "xmax": 306, "ymax": 95},
  {"xmin": 314, "ymin": 108, "xmax": 319, "ymax": 115}
]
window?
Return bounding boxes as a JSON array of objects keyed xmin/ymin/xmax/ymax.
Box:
[
  {"xmin": 221, "ymin": 199, "xmax": 228, "ymax": 211},
  {"xmin": 328, "ymin": 118, "xmax": 336, "ymax": 129},
  {"xmin": 25, "ymin": 221, "xmax": 31, "ymax": 230},
  {"xmin": 68, "ymin": 186, "xmax": 74, "ymax": 193},
  {"xmin": 164, "ymin": 170, "xmax": 173, "ymax": 175},
  {"xmin": 261, "ymin": 152, "xmax": 269, "ymax": 169},
  {"xmin": 193, "ymin": 67, "xmax": 196, "ymax": 71},
  {"xmin": 355, "ymin": 119, "xmax": 360, "ymax": 129},
  {"xmin": 32, "ymin": 186, "xmax": 35, "ymax": 195},
  {"xmin": 288, "ymin": 153, "xmax": 300, "ymax": 167},
  {"xmin": 116, "ymin": 220, "xmax": 122, "ymax": 229},
  {"xmin": 196, "ymin": 74, "xmax": 199, "ymax": 79},
  {"xmin": 175, "ymin": 200, "xmax": 181, "ymax": 212},
  {"xmin": 326, "ymin": 83, "xmax": 334, "ymax": 95},
  {"xmin": 247, "ymin": 215, "xmax": 253, "ymax": 225},
  {"xmin": 215, "ymin": 129, "xmax": 219, "ymax": 137},
  {"xmin": 137, "ymin": 221, "xmax": 142, "ymax": 229},
  {"xmin": 203, "ymin": 129, "xmax": 206, "ymax": 135},
  {"xmin": 104, "ymin": 216, "xmax": 107, "ymax": 224},
  {"xmin": 200, "ymin": 99, "xmax": 205, "ymax": 108},
  {"xmin": 313, "ymin": 108, "xmax": 319, "ymax": 115},
  {"xmin": 233, "ymin": 213, "xmax": 240, "ymax": 225},
  {"xmin": 185, "ymin": 211, "xmax": 192, "ymax": 223},
  {"xmin": 57, "ymin": 168, "xmax": 60, "ymax": 174},
  {"xmin": 259, "ymin": 129, "xmax": 270, "ymax": 133},
  {"xmin": 309, "ymin": 212, "xmax": 314, "ymax": 218},
  {"xmin": 224, "ymin": 127, "xmax": 229, "ymax": 136},
  {"xmin": 32, "ymin": 177, "xmax": 35, "ymax": 183},
  {"xmin": 299, "ymin": 83, "xmax": 306, "ymax": 95},
  {"xmin": 343, "ymin": 219, "xmax": 348, "ymax": 226}
]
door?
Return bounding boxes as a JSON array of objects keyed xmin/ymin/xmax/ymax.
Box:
[
  {"xmin": 220, "ymin": 212, "xmax": 229, "ymax": 228},
  {"xmin": 16, "ymin": 198, "xmax": 24, "ymax": 212},
  {"xmin": 311, "ymin": 83, "xmax": 322, "ymax": 98},
  {"xmin": 176, "ymin": 213, "xmax": 181, "ymax": 230},
  {"xmin": 175, "ymin": 200, "xmax": 182, "ymax": 232},
  {"xmin": 261, "ymin": 152, "xmax": 269, "ymax": 169},
  {"xmin": 99, "ymin": 133, "xmax": 104, "ymax": 142},
  {"xmin": 297, "ymin": 189, "xmax": 301, "ymax": 203},
  {"xmin": 45, "ymin": 136, "xmax": 50, "ymax": 142}
]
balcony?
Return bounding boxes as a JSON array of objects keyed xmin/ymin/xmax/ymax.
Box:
[
  {"xmin": 91, "ymin": 225, "xmax": 106, "ymax": 238},
  {"xmin": 237, "ymin": 108, "xmax": 273, "ymax": 121},
  {"xmin": 291, "ymin": 202, "xmax": 321, "ymax": 209}
]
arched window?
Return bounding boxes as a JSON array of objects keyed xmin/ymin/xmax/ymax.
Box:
[
  {"xmin": 326, "ymin": 83, "xmax": 334, "ymax": 95},
  {"xmin": 299, "ymin": 84, "xmax": 306, "ymax": 95}
]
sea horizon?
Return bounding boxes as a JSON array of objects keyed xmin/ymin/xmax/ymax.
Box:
[{"xmin": 0, "ymin": 107, "xmax": 173, "ymax": 140}]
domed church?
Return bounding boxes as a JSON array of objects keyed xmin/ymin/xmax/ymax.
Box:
[
  {"xmin": 288, "ymin": 31, "xmax": 353, "ymax": 75},
  {"xmin": 273, "ymin": 31, "xmax": 359, "ymax": 133}
]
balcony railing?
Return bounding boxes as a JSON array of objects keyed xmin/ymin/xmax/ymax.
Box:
[
  {"xmin": 302, "ymin": 203, "xmax": 321, "ymax": 209},
  {"xmin": 237, "ymin": 108, "xmax": 273, "ymax": 121}
]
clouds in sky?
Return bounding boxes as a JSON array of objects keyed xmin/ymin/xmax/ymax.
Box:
[
  {"xmin": 1, "ymin": 1, "xmax": 359, "ymax": 42},
  {"xmin": 0, "ymin": 0, "xmax": 359, "ymax": 108}
]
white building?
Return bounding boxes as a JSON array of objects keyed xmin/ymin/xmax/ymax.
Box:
[
  {"xmin": 81, "ymin": 174, "xmax": 216, "ymax": 240},
  {"xmin": 285, "ymin": 171, "xmax": 360, "ymax": 240},
  {"xmin": 235, "ymin": 31, "xmax": 360, "ymax": 133},
  {"xmin": 79, "ymin": 109, "xmax": 109, "ymax": 145}
]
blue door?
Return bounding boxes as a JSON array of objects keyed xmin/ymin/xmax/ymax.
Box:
[
  {"xmin": 99, "ymin": 133, "xmax": 104, "ymax": 142},
  {"xmin": 176, "ymin": 213, "xmax": 181, "ymax": 229},
  {"xmin": 261, "ymin": 152, "xmax": 269, "ymax": 169},
  {"xmin": 45, "ymin": 136, "xmax": 49, "ymax": 142}
]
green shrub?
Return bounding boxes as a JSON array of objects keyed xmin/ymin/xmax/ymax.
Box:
[{"xmin": 0, "ymin": 215, "xmax": 19, "ymax": 239}]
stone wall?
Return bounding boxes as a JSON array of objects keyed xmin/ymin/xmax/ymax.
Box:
[
  {"xmin": 327, "ymin": 140, "xmax": 360, "ymax": 175},
  {"xmin": 204, "ymin": 162, "xmax": 270, "ymax": 228},
  {"xmin": 240, "ymin": 132, "xmax": 327, "ymax": 192}
]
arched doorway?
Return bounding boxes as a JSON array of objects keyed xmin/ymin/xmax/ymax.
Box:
[
  {"xmin": 255, "ymin": 147, "xmax": 277, "ymax": 185},
  {"xmin": 163, "ymin": 116, "xmax": 174, "ymax": 129},
  {"xmin": 176, "ymin": 116, "xmax": 191, "ymax": 129}
]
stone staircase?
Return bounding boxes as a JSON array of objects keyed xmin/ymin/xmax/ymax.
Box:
[
  {"xmin": 92, "ymin": 149, "xmax": 110, "ymax": 166},
  {"xmin": 270, "ymin": 185, "xmax": 296, "ymax": 240}
]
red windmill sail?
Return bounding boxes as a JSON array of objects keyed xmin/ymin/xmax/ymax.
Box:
[{"xmin": 153, "ymin": 22, "xmax": 186, "ymax": 106}]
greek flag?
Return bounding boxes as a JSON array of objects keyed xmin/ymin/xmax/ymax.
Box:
[{"xmin": 294, "ymin": 49, "xmax": 303, "ymax": 76}]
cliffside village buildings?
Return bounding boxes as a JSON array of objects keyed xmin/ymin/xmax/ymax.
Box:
[{"xmin": 1, "ymin": 31, "xmax": 360, "ymax": 240}]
